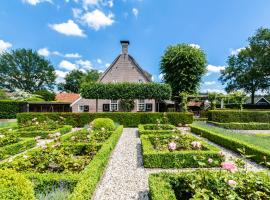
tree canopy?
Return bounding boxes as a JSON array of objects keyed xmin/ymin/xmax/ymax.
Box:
[
  {"xmin": 0, "ymin": 49, "xmax": 56, "ymax": 92},
  {"xmin": 219, "ymin": 28, "xmax": 270, "ymax": 104},
  {"xmin": 160, "ymin": 44, "xmax": 207, "ymax": 96}
]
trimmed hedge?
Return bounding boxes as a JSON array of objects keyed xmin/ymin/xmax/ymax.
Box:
[
  {"xmin": 138, "ymin": 124, "xmax": 175, "ymax": 135},
  {"xmin": 0, "ymin": 138, "xmax": 36, "ymax": 160},
  {"xmin": 0, "ymin": 100, "xmax": 24, "ymax": 119},
  {"xmin": 68, "ymin": 125, "xmax": 123, "ymax": 200},
  {"xmin": 92, "ymin": 118, "xmax": 115, "ymax": 131},
  {"xmin": 191, "ymin": 123, "xmax": 270, "ymax": 167},
  {"xmin": 141, "ymin": 134, "xmax": 222, "ymax": 168},
  {"xmin": 17, "ymin": 112, "xmax": 193, "ymax": 127},
  {"xmin": 208, "ymin": 121, "xmax": 270, "ymax": 130},
  {"xmin": 208, "ymin": 110, "xmax": 270, "ymax": 123}
]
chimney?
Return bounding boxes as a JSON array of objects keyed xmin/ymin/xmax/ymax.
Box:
[{"xmin": 120, "ymin": 40, "xmax": 129, "ymax": 54}]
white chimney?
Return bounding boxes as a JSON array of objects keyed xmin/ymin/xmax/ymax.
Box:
[{"xmin": 120, "ymin": 40, "xmax": 129, "ymax": 54}]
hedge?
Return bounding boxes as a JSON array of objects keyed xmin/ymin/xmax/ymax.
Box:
[
  {"xmin": 141, "ymin": 134, "xmax": 222, "ymax": 168},
  {"xmin": 0, "ymin": 100, "xmax": 24, "ymax": 119},
  {"xmin": 80, "ymin": 82, "xmax": 172, "ymax": 100},
  {"xmin": 17, "ymin": 112, "xmax": 193, "ymax": 127},
  {"xmin": 138, "ymin": 124, "xmax": 175, "ymax": 135},
  {"xmin": 68, "ymin": 125, "xmax": 123, "ymax": 200},
  {"xmin": 208, "ymin": 110, "xmax": 270, "ymax": 123},
  {"xmin": 0, "ymin": 138, "xmax": 36, "ymax": 160},
  {"xmin": 190, "ymin": 123, "xmax": 270, "ymax": 167},
  {"xmin": 208, "ymin": 121, "xmax": 270, "ymax": 130}
]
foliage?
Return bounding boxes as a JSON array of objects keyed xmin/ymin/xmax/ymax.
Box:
[
  {"xmin": 9, "ymin": 89, "xmax": 43, "ymax": 101},
  {"xmin": 81, "ymin": 69, "xmax": 101, "ymax": 84},
  {"xmin": 80, "ymin": 82, "xmax": 172, "ymax": 100},
  {"xmin": 0, "ymin": 49, "xmax": 56, "ymax": 92},
  {"xmin": 179, "ymin": 92, "xmax": 188, "ymax": 112},
  {"xmin": 138, "ymin": 124, "xmax": 175, "ymax": 135},
  {"xmin": 208, "ymin": 92, "xmax": 218, "ymax": 110},
  {"xmin": 17, "ymin": 112, "xmax": 194, "ymax": 127},
  {"xmin": 91, "ymin": 118, "xmax": 115, "ymax": 131},
  {"xmin": 160, "ymin": 44, "xmax": 207, "ymax": 95},
  {"xmin": 0, "ymin": 169, "xmax": 35, "ymax": 200},
  {"xmin": 208, "ymin": 110, "xmax": 270, "ymax": 123},
  {"xmin": 119, "ymin": 99, "xmax": 135, "ymax": 112},
  {"xmin": 209, "ymin": 121, "xmax": 270, "ymax": 130},
  {"xmin": 191, "ymin": 122, "xmax": 270, "ymax": 167},
  {"xmin": 227, "ymin": 91, "xmax": 247, "ymax": 110},
  {"xmin": 0, "ymin": 131, "xmax": 19, "ymax": 147},
  {"xmin": 34, "ymin": 89, "xmax": 55, "ymax": 101},
  {"xmin": 36, "ymin": 188, "xmax": 71, "ymax": 200},
  {"xmin": 0, "ymin": 100, "xmax": 24, "ymax": 119},
  {"xmin": 0, "ymin": 89, "xmax": 9, "ymax": 100}
]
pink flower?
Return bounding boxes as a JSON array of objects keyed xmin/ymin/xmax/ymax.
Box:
[
  {"xmin": 208, "ymin": 158, "xmax": 213, "ymax": 164},
  {"xmin": 221, "ymin": 162, "xmax": 237, "ymax": 173},
  {"xmin": 191, "ymin": 141, "xmax": 201, "ymax": 149},
  {"xmin": 219, "ymin": 151, "xmax": 225, "ymax": 157},
  {"xmin": 227, "ymin": 180, "xmax": 237, "ymax": 187},
  {"xmin": 168, "ymin": 142, "xmax": 177, "ymax": 151}
]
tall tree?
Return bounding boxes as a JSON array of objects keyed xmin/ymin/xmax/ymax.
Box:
[
  {"xmin": 160, "ymin": 44, "xmax": 207, "ymax": 96},
  {"xmin": 220, "ymin": 28, "xmax": 270, "ymax": 104},
  {"xmin": 0, "ymin": 49, "xmax": 56, "ymax": 92}
]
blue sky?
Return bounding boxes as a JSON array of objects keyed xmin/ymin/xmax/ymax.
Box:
[{"xmin": 1, "ymin": 0, "xmax": 270, "ymax": 93}]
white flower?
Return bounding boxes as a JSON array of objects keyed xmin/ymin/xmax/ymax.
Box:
[
  {"xmin": 191, "ymin": 141, "xmax": 202, "ymax": 149},
  {"xmin": 0, "ymin": 134, "xmax": 5, "ymax": 138},
  {"xmin": 7, "ymin": 158, "xmax": 13, "ymax": 163},
  {"xmin": 35, "ymin": 136, "xmax": 41, "ymax": 141},
  {"xmin": 54, "ymin": 132, "xmax": 61, "ymax": 137},
  {"xmin": 71, "ymin": 136, "xmax": 76, "ymax": 141},
  {"xmin": 23, "ymin": 155, "xmax": 29, "ymax": 159},
  {"xmin": 101, "ymin": 127, "xmax": 105, "ymax": 131},
  {"xmin": 8, "ymin": 129, "xmax": 12, "ymax": 131}
]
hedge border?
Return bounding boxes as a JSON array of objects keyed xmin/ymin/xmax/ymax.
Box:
[
  {"xmin": 17, "ymin": 112, "xmax": 193, "ymax": 127},
  {"xmin": 208, "ymin": 121, "xmax": 270, "ymax": 130},
  {"xmin": 141, "ymin": 134, "xmax": 222, "ymax": 168},
  {"xmin": 68, "ymin": 125, "xmax": 123, "ymax": 200},
  {"xmin": 190, "ymin": 123, "xmax": 270, "ymax": 167},
  {"xmin": 138, "ymin": 124, "xmax": 175, "ymax": 135}
]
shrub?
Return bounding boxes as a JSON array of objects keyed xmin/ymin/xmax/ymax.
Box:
[
  {"xmin": 0, "ymin": 169, "xmax": 35, "ymax": 200},
  {"xmin": 17, "ymin": 112, "xmax": 194, "ymax": 127},
  {"xmin": 138, "ymin": 124, "xmax": 175, "ymax": 135},
  {"xmin": 208, "ymin": 110, "xmax": 270, "ymax": 123},
  {"xmin": 91, "ymin": 118, "xmax": 115, "ymax": 131},
  {"xmin": 208, "ymin": 121, "xmax": 270, "ymax": 130},
  {"xmin": 34, "ymin": 89, "xmax": 55, "ymax": 101},
  {"xmin": 0, "ymin": 100, "xmax": 24, "ymax": 119}
]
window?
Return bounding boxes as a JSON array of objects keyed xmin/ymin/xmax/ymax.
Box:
[
  {"xmin": 138, "ymin": 99, "xmax": 145, "ymax": 111},
  {"xmin": 78, "ymin": 105, "xmax": 89, "ymax": 112},
  {"xmin": 146, "ymin": 103, "xmax": 153, "ymax": 112},
  {"xmin": 110, "ymin": 100, "xmax": 118, "ymax": 111},
  {"xmin": 138, "ymin": 79, "xmax": 143, "ymax": 83},
  {"xmin": 103, "ymin": 104, "xmax": 110, "ymax": 112}
]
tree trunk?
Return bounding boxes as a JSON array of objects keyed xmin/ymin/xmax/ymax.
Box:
[
  {"xmin": 96, "ymin": 99, "xmax": 98, "ymax": 112},
  {"xmin": 251, "ymin": 91, "xmax": 255, "ymax": 104}
]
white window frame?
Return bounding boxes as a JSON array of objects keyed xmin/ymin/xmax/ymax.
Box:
[
  {"xmin": 110, "ymin": 100, "xmax": 118, "ymax": 111},
  {"xmin": 137, "ymin": 99, "xmax": 145, "ymax": 112},
  {"xmin": 78, "ymin": 105, "xmax": 89, "ymax": 112}
]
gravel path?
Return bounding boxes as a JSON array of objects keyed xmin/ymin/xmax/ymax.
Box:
[{"xmin": 92, "ymin": 128, "xmax": 266, "ymax": 200}]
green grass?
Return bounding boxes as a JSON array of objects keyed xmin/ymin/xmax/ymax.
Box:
[
  {"xmin": 0, "ymin": 121, "xmax": 17, "ymax": 128},
  {"xmin": 193, "ymin": 121, "xmax": 270, "ymax": 151}
]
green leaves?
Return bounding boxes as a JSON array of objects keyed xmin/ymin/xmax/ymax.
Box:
[{"xmin": 80, "ymin": 82, "xmax": 172, "ymax": 100}]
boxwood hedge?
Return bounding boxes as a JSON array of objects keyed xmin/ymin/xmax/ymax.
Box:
[
  {"xmin": 138, "ymin": 124, "xmax": 175, "ymax": 135},
  {"xmin": 17, "ymin": 112, "xmax": 193, "ymax": 127},
  {"xmin": 208, "ymin": 121, "xmax": 270, "ymax": 130},
  {"xmin": 0, "ymin": 100, "xmax": 24, "ymax": 119}
]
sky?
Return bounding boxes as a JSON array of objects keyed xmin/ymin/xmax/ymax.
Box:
[{"xmin": 1, "ymin": 0, "xmax": 270, "ymax": 93}]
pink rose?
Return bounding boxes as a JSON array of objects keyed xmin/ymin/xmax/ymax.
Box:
[
  {"xmin": 227, "ymin": 180, "xmax": 237, "ymax": 187},
  {"xmin": 168, "ymin": 142, "xmax": 177, "ymax": 151},
  {"xmin": 191, "ymin": 141, "xmax": 201, "ymax": 149},
  {"xmin": 221, "ymin": 162, "xmax": 237, "ymax": 173},
  {"xmin": 219, "ymin": 151, "xmax": 225, "ymax": 157}
]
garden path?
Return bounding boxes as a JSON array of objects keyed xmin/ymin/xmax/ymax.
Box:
[{"xmin": 92, "ymin": 128, "xmax": 266, "ymax": 200}]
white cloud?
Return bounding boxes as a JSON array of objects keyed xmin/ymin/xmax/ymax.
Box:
[
  {"xmin": 22, "ymin": 0, "xmax": 52, "ymax": 5},
  {"xmin": 76, "ymin": 59, "xmax": 92, "ymax": 69},
  {"xmin": 49, "ymin": 20, "xmax": 86, "ymax": 37},
  {"xmin": 230, "ymin": 47, "xmax": 245, "ymax": 55},
  {"xmin": 97, "ymin": 58, "xmax": 102, "ymax": 64},
  {"xmin": 98, "ymin": 69, "xmax": 104, "ymax": 73},
  {"xmin": 82, "ymin": 0, "xmax": 100, "ymax": 9},
  {"xmin": 81, "ymin": 9, "xmax": 114, "ymax": 30},
  {"xmin": 72, "ymin": 8, "xmax": 82, "ymax": 18},
  {"xmin": 55, "ymin": 69, "xmax": 68, "ymax": 83},
  {"xmin": 105, "ymin": 63, "xmax": 110, "ymax": 67},
  {"xmin": 132, "ymin": 8, "xmax": 138, "ymax": 17},
  {"xmin": 65, "ymin": 53, "xmax": 82, "ymax": 58},
  {"xmin": 108, "ymin": 0, "xmax": 113, "ymax": 7},
  {"xmin": 59, "ymin": 60, "xmax": 77, "ymax": 71},
  {"xmin": 37, "ymin": 47, "xmax": 50, "ymax": 57},
  {"xmin": 200, "ymin": 88, "xmax": 225, "ymax": 94},
  {"xmin": 207, "ymin": 64, "xmax": 225, "ymax": 73},
  {"xmin": 158, "ymin": 73, "xmax": 164, "ymax": 81},
  {"xmin": 0, "ymin": 39, "xmax": 12, "ymax": 53},
  {"xmin": 189, "ymin": 43, "xmax": 200, "ymax": 49},
  {"xmin": 204, "ymin": 81, "xmax": 216, "ymax": 85}
]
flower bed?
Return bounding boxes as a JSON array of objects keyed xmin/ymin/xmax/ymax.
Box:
[
  {"xmin": 149, "ymin": 170, "xmax": 270, "ymax": 200},
  {"xmin": 208, "ymin": 121, "xmax": 270, "ymax": 130},
  {"xmin": 138, "ymin": 124, "xmax": 176, "ymax": 135},
  {"xmin": 141, "ymin": 131, "xmax": 223, "ymax": 168}
]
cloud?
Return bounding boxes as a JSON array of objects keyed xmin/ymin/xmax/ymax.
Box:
[
  {"xmin": 72, "ymin": 8, "xmax": 83, "ymax": 18},
  {"xmin": 76, "ymin": 59, "xmax": 92, "ymax": 69},
  {"xmin": 204, "ymin": 81, "xmax": 216, "ymax": 85},
  {"xmin": 132, "ymin": 8, "xmax": 138, "ymax": 17},
  {"xmin": 49, "ymin": 20, "xmax": 86, "ymax": 37},
  {"xmin": 55, "ymin": 69, "xmax": 68, "ymax": 83},
  {"xmin": 158, "ymin": 73, "xmax": 164, "ymax": 81},
  {"xmin": 207, "ymin": 64, "xmax": 225, "ymax": 73},
  {"xmin": 200, "ymin": 88, "xmax": 225, "ymax": 94},
  {"xmin": 230, "ymin": 47, "xmax": 245, "ymax": 55},
  {"xmin": 108, "ymin": 0, "xmax": 113, "ymax": 7},
  {"xmin": 37, "ymin": 48, "xmax": 50, "ymax": 57},
  {"xmin": 65, "ymin": 53, "xmax": 82, "ymax": 58},
  {"xmin": 59, "ymin": 60, "xmax": 77, "ymax": 71},
  {"xmin": 81, "ymin": 9, "xmax": 114, "ymax": 30},
  {"xmin": 97, "ymin": 58, "xmax": 102, "ymax": 64},
  {"xmin": 22, "ymin": 0, "xmax": 52, "ymax": 5},
  {"xmin": 189, "ymin": 43, "xmax": 200, "ymax": 49},
  {"xmin": 0, "ymin": 39, "xmax": 12, "ymax": 53}
]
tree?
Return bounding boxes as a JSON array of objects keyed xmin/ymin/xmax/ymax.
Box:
[
  {"xmin": 34, "ymin": 89, "xmax": 55, "ymax": 101},
  {"xmin": 179, "ymin": 92, "xmax": 188, "ymax": 112},
  {"xmin": 119, "ymin": 99, "xmax": 135, "ymax": 112},
  {"xmin": 58, "ymin": 69, "xmax": 101, "ymax": 93},
  {"xmin": 228, "ymin": 91, "xmax": 247, "ymax": 111},
  {"xmin": 160, "ymin": 44, "xmax": 207, "ymax": 96},
  {"xmin": 0, "ymin": 49, "xmax": 56, "ymax": 92}
]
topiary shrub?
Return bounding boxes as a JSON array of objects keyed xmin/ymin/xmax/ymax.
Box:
[
  {"xmin": 91, "ymin": 118, "xmax": 115, "ymax": 131},
  {"xmin": 0, "ymin": 169, "xmax": 35, "ymax": 200}
]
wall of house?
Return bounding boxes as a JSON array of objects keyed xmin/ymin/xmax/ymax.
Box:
[{"xmin": 71, "ymin": 98, "xmax": 97, "ymax": 113}]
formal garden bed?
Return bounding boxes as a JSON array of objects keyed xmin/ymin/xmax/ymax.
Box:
[{"xmin": 138, "ymin": 123, "xmax": 176, "ymax": 135}]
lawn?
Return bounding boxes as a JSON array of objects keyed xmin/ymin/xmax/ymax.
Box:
[
  {"xmin": 0, "ymin": 121, "xmax": 17, "ymax": 128},
  {"xmin": 193, "ymin": 121, "xmax": 270, "ymax": 151}
]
